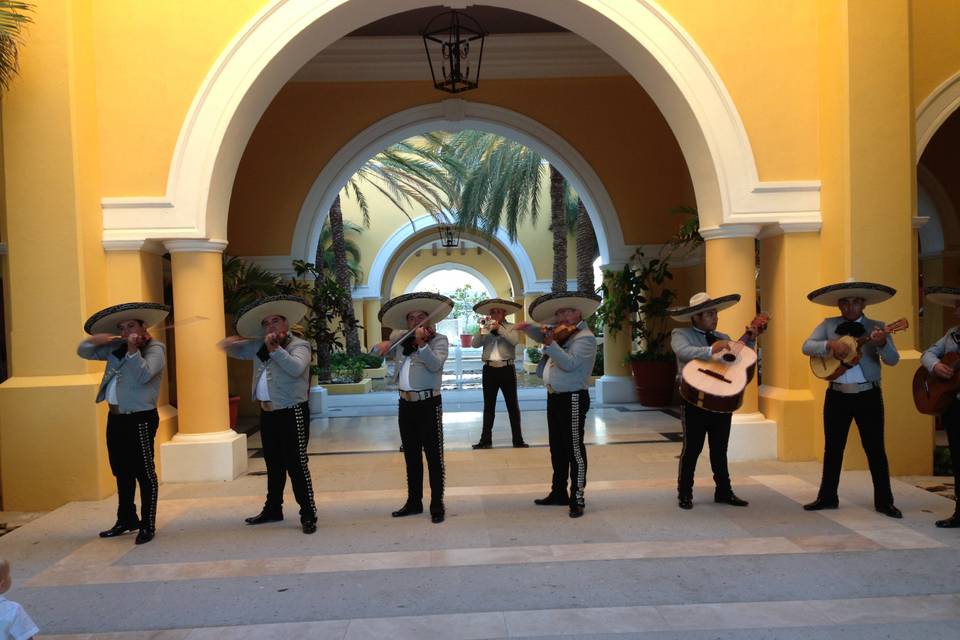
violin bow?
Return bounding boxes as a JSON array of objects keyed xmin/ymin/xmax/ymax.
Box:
[{"xmin": 376, "ymin": 302, "xmax": 453, "ymax": 356}]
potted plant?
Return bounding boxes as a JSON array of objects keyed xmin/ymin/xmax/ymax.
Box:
[
  {"xmin": 449, "ymin": 283, "xmax": 485, "ymax": 347},
  {"xmin": 595, "ymin": 207, "xmax": 702, "ymax": 406},
  {"xmin": 523, "ymin": 345, "xmax": 542, "ymax": 374}
]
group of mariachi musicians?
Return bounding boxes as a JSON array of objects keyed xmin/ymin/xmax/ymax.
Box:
[{"xmin": 76, "ymin": 279, "xmax": 960, "ymax": 545}]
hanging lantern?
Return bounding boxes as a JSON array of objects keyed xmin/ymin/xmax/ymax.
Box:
[
  {"xmin": 421, "ymin": 10, "xmax": 486, "ymax": 94},
  {"xmin": 437, "ymin": 224, "xmax": 461, "ymax": 248}
]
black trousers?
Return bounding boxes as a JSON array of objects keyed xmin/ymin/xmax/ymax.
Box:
[
  {"xmin": 546, "ymin": 390, "xmax": 589, "ymax": 505},
  {"xmin": 677, "ymin": 400, "xmax": 732, "ymax": 499},
  {"xmin": 817, "ymin": 387, "xmax": 894, "ymax": 507},
  {"xmin": 478, "ymin": 364, "xmax": 523, "ymax": 444},
  {"xmin": 260, "ymin": 401, "xmax": 316, "ymax": 519},
  {"xmin": 943, "ymin": 400, "xmax": 960, "ymax": 513},
  {"xmin": 106, "ymin": 408, "xmax": 159, "ymax": 531},
  {"xmin": 398, "ymin": 395, "xmax": 445, "ymax": 506}
]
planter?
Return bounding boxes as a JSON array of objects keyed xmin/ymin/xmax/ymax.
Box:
[
  {"xmin": 228, "ymin": 396, "xmax": 240, "ymax": 430},
  {"xmin": 522, "ymin": 361, "xmax": 539, "ymax": 374},
  {"xmin": 629, "ymin": 360, "xmax": 677, "ymax": 406},
  {"xmin": 362, "ymin": 365, "xmax": 388, "ymax": 379},
  {"xmin": 319, "ymin": 378, "xmax": 372, "ymax": 395},
  {"xmin": 460, "ymin": 334, "xmax": 474, "ymax": 348}
]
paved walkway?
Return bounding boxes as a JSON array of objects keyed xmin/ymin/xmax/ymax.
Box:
[{"xmin": 1, "ymin": 404, "xmax": 958, "ymax": 638}]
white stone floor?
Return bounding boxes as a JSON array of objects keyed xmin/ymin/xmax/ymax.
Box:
[{"xmin": 2, "ymin": 403, "xmax": 959, "ymax": 639}]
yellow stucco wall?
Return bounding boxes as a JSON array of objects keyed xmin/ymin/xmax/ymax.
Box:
[
  {"xmin": 911, "ymin": 0, "xmax": 960, "ymax": 109},
  {"xmin": 390, "ymin": 248, "xmax": 514, "ymax": 300}
]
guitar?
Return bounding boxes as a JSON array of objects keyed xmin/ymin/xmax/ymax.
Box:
[
  {"xmin": 912, "ymin": 351, "xmax": 960, "ymax": 415},
  {"xmin": 679, "ymin": 314, "xmax": 769, "ymax": 413},
  {"xmin": 809, "ymin": 318, "xmax": 908, "ymax": 380}
]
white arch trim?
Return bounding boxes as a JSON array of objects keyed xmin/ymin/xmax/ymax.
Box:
[
  {"xmin": 404, "ymin": 262, "xmax": 498, "ymax": 298},
  {"xmin": 291, "ymin": 100, "xmax": 622, "ymax": 267},
  {"xmin": 917, "ymin": 70, "xmax": 960, "ymax": 159},
  {"xmin": 100, "ymin": 0, "xmax": 820, "ymax": 246},
  {"xmin": 357, "ymin": 215, "xmax": 534, "ymax": 300}
]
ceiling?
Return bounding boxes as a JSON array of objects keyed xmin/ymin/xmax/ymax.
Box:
[{"xmin": 349, "ymin": 5, "xmax": 568, "ymax": 37}]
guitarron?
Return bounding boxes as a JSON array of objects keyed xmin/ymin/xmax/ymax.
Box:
[
  {"xmin": 809, "ymin": 318, "xmax": 908, "ymax": 380},
  {"xmin": 679, "ymin": 315, "xmax": 769, "ymax": 413},
  {"xmin": 912, "ymin": 351, "xmax": 960, "ymax": 415}
]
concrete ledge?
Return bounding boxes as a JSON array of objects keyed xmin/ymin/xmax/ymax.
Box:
[
  {"xmin": 159, "ymin": 430, "xmax": 247, "ymax": 482},
  {"xmin": 362, "ymin": 366, "xmax": 387, "ymax": 379},
  {"xmin": 727, "ymin": 412, "xmax": 778, "ymax": 461},
  {"xmin": 595, "ymin": 374, "xmax": 637, "ymax": 404},
  {"xmin": 320, "ymin": 379, "xmax": 372, "ymax": 395},
  {"xmin": 309, "ymin": 385, "xmax": 329, "ymax": 418}
]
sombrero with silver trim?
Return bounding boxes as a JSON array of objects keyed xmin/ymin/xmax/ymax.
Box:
[
  {"xmin": 378, "ymin": 292, "xmax": 454, "ymax": 330},
  {"xmin": 668, "ymin": 292, "xmax": 740, "ymax": 322},
  {"xmin": 807, "ymin": 280, "xmax": 896, "ymax": 307},
  {"xmin": 84, "ymin": 302, "xmax": 170, "ymax": 335},
  {"xmin": 925, "ymin": 286, "xmax": 960, "ymax": 307},
  {"xmin": 473, "ymin": 298, "xmax": 522, "ymax": 316},
  {"xmin": 235, "ymin": 295, "xmax": 310, "ymax": 338},
  {"xmin": 527, "ymin": 292, "xmax": 601, "ymax": 324}
]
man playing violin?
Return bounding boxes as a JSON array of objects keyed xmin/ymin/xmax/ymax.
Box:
[
  {"xmin": 802, "ymin": 281, "xmax": 901, "ymax": 518},
  {"xmin": 372, "ymin": 292, "xmax": 453, "ymax": 524},
  {"xmin": 471, "ymin": 298, "xmax": 528, "ymax": 449},
  {"xmin": 669, "ymin": 292, "xmax": 759, "ymax": 510},
  {"xmin": 518, "ymin": 292, "xmax": 600, "ymax": 518},
  {"xmin": 919, "ymin": 286, "xmax": 960, "ymax": 528},
  {"xmin": 221, "ymin": 296, "xmax": 317, "ymax": 534}
]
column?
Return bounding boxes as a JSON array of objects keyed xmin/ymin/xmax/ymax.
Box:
[
  {"xmin": 817, "ymin": 0, "xmax": 931, "ymax": 474},
  {"xmin": 160, "ymin": 240, "xmax": 246, "ymax": 481},
  {"xmin": 522, "ymin": 292, "xmax": 540, "ymax": 371},
  {"xmin": 0, "ymin": 1, "xmax": 113, "ymax": 509},
  {"xmin": 595, "ymin": 264, "xmax": 637, "ymax": 403},
  {"xmin": 362, "ymin": 298, "xmax": 382, "ymax": 350},
  {"xmin": 702, "ymin": 225, "xmax": 777, "ymax": 460}
]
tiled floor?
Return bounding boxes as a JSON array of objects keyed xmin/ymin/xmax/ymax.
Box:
[{"xmin": 2, "ymin": 405, "xmax": 959, "ymax": 638}]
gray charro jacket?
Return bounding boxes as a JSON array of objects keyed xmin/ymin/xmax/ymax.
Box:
[
  {"xmin": 802, "ymin": 316, "xmax": 899, "ymax": 382},
  {"xmin": 77, "ymin": 339, "xmax": 166, "ymax": 413},
  {"xmin": 922, "ymin": 326, "xmax": 960, "ymax": 372},
  {"xmin": 525, "ymin": 321, "xmax": 597, "ymax": 392},
  {"xmin": 389, "ymin": 330, "xmax": 449, "ymax": 391},
  {"xmin": 471, "ymin": 321, "xmax": 520, "ymax": 361},
  {"xmin": 226, "ymin": 334, "xmax": 312, "ymax": 408}
]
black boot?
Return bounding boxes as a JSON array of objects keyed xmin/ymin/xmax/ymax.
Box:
[
  {"xmin": 569, "ymin": 501, "xmax": 585, "ymax": 518},
  {"xmin": 471, "ymin": 441, "xmax": 492, "ymax": 450},
  {"xmin": 935, "ymin": 508, "xmax": 960, "ymax": 528},
  {"xmin": 678, "ymin": 496, "xmax": 693, "ymax": 510},
  {"xmin": 803, "ymin": 497, "xmax": 839, "ymax": 511},
  {"xmin": 392, "ymin": 500, "xmax": 423, "ymax": 517},
  {"xmin": 534, "ymin": 491, "xmax": 569, "ymax": 506},
  {"xmin": 430, "ymin": 502, "xmax": 445, "ymax": 524},
  {"xmin": 134, "ymin": 528, "xmax": 155, "ymax": 545},
  {"xmin": 99, "ymin": 519, "xmax": 139, "ymax": 538},
  {"xmin": 245, "ymin": 508, "xmax": 283, "ymax": 525},
  {"xmin": 301, "ymin": 515, "xmax": 318, "ymax": 534},
  {"xmin": 715, "ymin": 490, "xmax": 749, "ymax": 507}
]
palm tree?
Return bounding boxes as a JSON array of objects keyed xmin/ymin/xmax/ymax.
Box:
[
  {"xmin": 575, "ymin": 199, "xmax": 598, "ymax": 293},
  {"xmin": 0, "ymin": 1, "xmax": 33, "ymax": 93},
  {"xmin": 549, "ymin": 165, "xmax": 568, "ymax": 293},
  {"xmin": 323, "ymin": 137, "xmax": 462, "ymax": 356},
  {"xmin": 315, "ymin": 219, "xmax": 363, "ymax": 284}
]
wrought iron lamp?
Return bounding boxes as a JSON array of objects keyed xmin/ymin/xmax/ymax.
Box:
[
  {"xmin": 421, "ymin": 10, "xmax": 485, "ymax": 94},
  {"xmin": 437, "ymin": 224, "xmax": 462, "ymax": 248}
]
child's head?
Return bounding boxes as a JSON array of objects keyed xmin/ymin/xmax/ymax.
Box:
[{"xmin": 0, "ymin": 557, "xmax": 10, "ymax": 594}]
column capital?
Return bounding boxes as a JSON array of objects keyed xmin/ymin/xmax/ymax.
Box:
[
  {"xmin": 164, "ymin": 239, "xmax": 228, "ymax": 254},
  {"xmin": 757, "ymin": 221, "xmax": 823, "ymax": 238},
  {"xmin": 699, "ymin": 224, "xmax": 763, "ymax": 240},
  {"xmin": 102, "ymin": 239, "xmax": 167, "ymax": 254}
]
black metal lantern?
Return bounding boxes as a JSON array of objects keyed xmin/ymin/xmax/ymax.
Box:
[
  {"xmin": 437, "ymin": 224, "xmax": 461, "ymax": 248},
  {"xmin": 421, "ymin": 10, "xmax": 485, "ymax": 94}
]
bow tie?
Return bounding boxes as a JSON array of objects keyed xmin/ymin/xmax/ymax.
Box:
[
  {"xmin": 703, "ymin": 331, "xmax": 718, "ymax": 345},
  {"xmin": 835, "ymin": 321, "xmax": 866, "ymax": 337}
]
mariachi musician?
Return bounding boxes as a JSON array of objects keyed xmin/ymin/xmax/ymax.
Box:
[
  {"xmin": 920, "ymin": 286, "xmax": 960, "ymax": 528},
  {"xmin": 517, "ymin": 292, "xmax": 599, "ymax": 519},
  {"xmin": 801, "ymin": 280, "xmax": 901, "ymax": 518},
  {"xmin": 669, "ymin": 292, "xmax": 759, "ymax": 510},
  {"xmin": 470, "ymin": 298, "xmax": 528, "ymax": 449},
  {"xmin": 372, "ymin": 292, "xmax": 452, "ymax": 524}
]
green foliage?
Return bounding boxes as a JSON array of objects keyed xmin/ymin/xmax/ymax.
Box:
[
  {"xmin": 592, "ymin": 347, "xmax": 603, "ymax": 376},
  {"xmin": 448, "ymin": 283, "xmax": 486, "ymax": 333},
  {"xmin": 0, "ymin": 1, "xmax": 33, "ymax": 93},
  {"xmin": 331, "ymin": 351, "xmax": 383, "ymax": 370},
  {"xmin": 525, "ymin": 346, "xmax": 542, "ymax": 364},
  {"xmin": 290, "ymin": 260, "xmax": 357, "ymax": 381},
  {"xmin": 934, "ymin": 445, "xmax": 954, "ymax": 477},
  {"xmin": 315, "ymin": 219, "xmax": 364, "ymax": 285},
  {"xmin": 222, "ymin": 255, "xmax": 288, "ymax": 316}
]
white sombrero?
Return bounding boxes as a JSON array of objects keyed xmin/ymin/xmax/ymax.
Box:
[
  {"xmin": 527, "ymin": 292, "xmax": 601, "ymax": 324},
  {"xmin": 84, "ymin": 302, "xmax": 170, "ymax": 335},
  {"xmin": 473, "ymin": 298, "xmax": 522, "ymax": 316},
  {"xmin": 925, "ymin": 286, "xmax": 960, "ymax": 307},
  {"xmin": 235, "ymin": 295, "xmax": 309, "ymax": 338},
  {"xmin": 807, "ymin": 280, "xmax": 896, "ymax": 307},
  {"xmin": 668, "ymin": 292, "xmax": 740, "ymax": 322},
  {"xmin": 378, "ymin": 292, "xmax": 454, "ymax": 330}
]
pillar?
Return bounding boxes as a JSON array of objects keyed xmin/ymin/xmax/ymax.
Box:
[
  {"xmin": 0, "ymin": 0, "xmax": 113, "ymax": 509},
  {"xmin": 160, "ymin": 240, "xmax": 246, "ymax": 481},
  {"xmin": 362, "ymin": 298, "xmax": 382, "ymax": 350},
  {"xmin": 595, "ymin": 264, "xmax": 637, "ymax": 403},
  {"xmin": 817, "ymin": 0, "xmax": 931, "ymax": 474},
  {"xmin": 702, "ymin": 226, "xmax": 777, "ymax": 460}
]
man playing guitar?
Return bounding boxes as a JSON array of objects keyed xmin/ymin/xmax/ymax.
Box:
[{"xmin": 669, "ymin": 292, "xmax": 762, "ymax": 511}]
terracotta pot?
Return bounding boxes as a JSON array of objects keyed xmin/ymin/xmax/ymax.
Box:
[
  {"xmin": 228, "ymin": 396, "xmax": 240, "ymax": 430},
  {"xmin": 460, "ymin": 334, "xmax": 473, "ymax": 348},
  {"xmin": 629, "ymin": 360, "xmax": 677, "ymax": 406}
]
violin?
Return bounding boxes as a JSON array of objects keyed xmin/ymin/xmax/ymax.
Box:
[
  {"xmin": 541, "ymin": 323, "xmax": 579, "ymax": 346},
  {"xmin": 401, "ymin": 325, "xmax": 436, "ymax": 355}
]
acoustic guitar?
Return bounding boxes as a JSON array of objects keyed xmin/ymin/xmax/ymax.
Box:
[
  {"xmin": 679, "ymin": 314, "xmax": 769, "ymax": 413},
  {"xmin": 809, "ymin": 318, "xmax": 908, "ymax": 380},
  {"xmin": 912, "ymin": 351, "xmax": 960, "ymax": 415}
]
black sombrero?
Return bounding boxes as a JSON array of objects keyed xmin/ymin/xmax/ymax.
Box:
[
  {"xmin": 668, "ymin": 292, "xmax": 740, "ymax": 322},
  {"xmin": 807, "ymin": 280, "xmax": 896, "ymax": 306},
  {"xmin": 235, "ymin": 295, "xmax": 309, "ymax": 338},
  {"xmin": 84, "ymin": 302, "xmax": 170, "ymax": 335},
  {"xmin": 527, "ymin": 291, "xmax": 601, "ymax": 324},
  {"xmin": 925, "ymin": 286, "xmax": 960, "ymax": 308},
  {"xmin": 473, "ymin": 298, "xmax": 522, "ymax": 316},
  {"xmin": 378, "ymin": 292, "xmax": 454, "ymax": 330}
]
